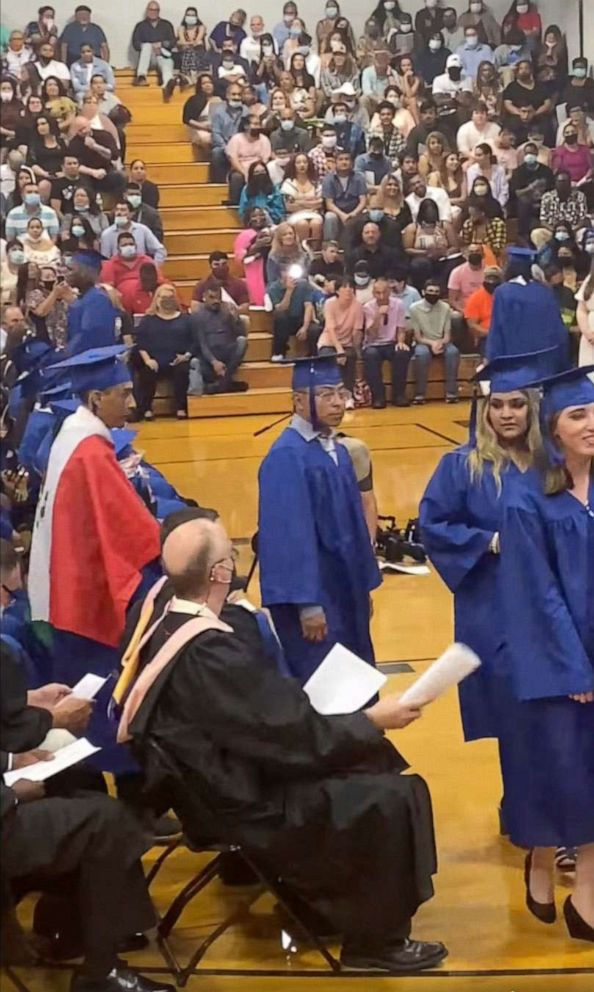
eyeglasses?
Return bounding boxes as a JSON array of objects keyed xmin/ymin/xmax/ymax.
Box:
[{"xmin": 314, "ymin": 387, "xmax": 349, "ymax": 401}]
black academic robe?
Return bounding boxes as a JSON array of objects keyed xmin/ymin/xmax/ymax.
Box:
[
  {"xmin": 0, "ymin": 641, "xmax": 52, "ymax": 773},
  {"xmin": 129, "ymin": 615, "xmax": 437, "ymax": 944}
]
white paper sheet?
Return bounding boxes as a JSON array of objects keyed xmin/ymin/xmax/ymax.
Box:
[
  {"xmin": 378, "ymin": 561, "xmax": 431, "ymax": 576},
  {"xmin": 304, "ymin": 643, "xmax": 387, "ymax": 715},
  {"xmin": 71, "ymin": 674, "xmax": 108, "ymax": 700},
  {"xmin": 4, "ymin": 738, "xmax": 100, "ymax": 787},
  {"xmin": 399, "ymin": 643, "xmax": 481, "ymax": 708}
]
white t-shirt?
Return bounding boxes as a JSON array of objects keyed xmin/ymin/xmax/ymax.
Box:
[
  {"xmin": 457, "ymin": 120, "xmax": 501, "ymax": 158},
  {"xmin": 432, "ymin": 72, "xmax": 474, "ymax": 97},
  {"xmin": 406, "ymin": 186, "xmax": 453, "ymax": 223},
  {"xmin": 35, "ymin": 58, "xmax": 71, "ymax": 82}
]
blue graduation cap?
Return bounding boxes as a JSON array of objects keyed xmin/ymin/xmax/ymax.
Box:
[
  {"xmin": 289, "ymin": 356, "xmax": 343, "ymax": 392},
  {"xmin": 474, "ymin": 347, "xmax": 560, "ymax": 394},
  {"xmin": 47, "ymin": 345, "xmax": 132, "ymax": 395},
  {"xmin": 505, "ymin": 244, "xmax": 539, "ymax": 281},
  {"xmin": 506, "ymin": 246, "xmax": 538, "ymax": 262},
  {"xmin": 39, "ymin": 382, "xmax": 73, "ymax": 404},
  {"xmin": 111, "ymin": 427, "xmax": 138, "ymax": 457},
  {"xmin": 536, "ymin": 365, "xmax": 594, "ymax": 418}
]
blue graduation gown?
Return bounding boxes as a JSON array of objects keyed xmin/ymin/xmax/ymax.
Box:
[
  {"xmin": 419, "ymin": 445, "xmax": 526, "ymax": 741},
  {"xmin": 66, "ymin": 286, "xmax": 119, "ymax": 355},
  {"xmin": 487, "ymin": 281, "xmax": 571, "ymax": 372},
  {"xmin": 258, "ymin": 425, "xmax": 381, "ymax": 683},
  {"xmin": 498, "ymin": 476, "xmax": 594, "ymax": 847}
]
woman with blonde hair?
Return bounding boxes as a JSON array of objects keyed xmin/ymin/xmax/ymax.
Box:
[
  {"xmin": 420, "ymin": 349, "xmax": 552, "ymax": 798},
  {"xmin": 429, "ymin": 151, "xmax": 468, "ymax": 223},
  {"xmin": 134, "ymin": 283, "xmax": 193, "ymax": 420},
  {"xmin": 266, "ymin": 221, "xmax": 308, "ymax": 283},
  {"xmin": 419, "ymin": 131, "xmax": 448, "ymax": 179},
  {"xmin": 375, "ymin": 172, "xmax": 412, "ymax": 247}
]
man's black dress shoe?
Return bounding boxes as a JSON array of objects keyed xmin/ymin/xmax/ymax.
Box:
[
  {"xmin": 71, "ymin": 967, "xmax": 174, "ymax": 992},
  {"xmin": 341, "ymin": 938, "xmax": 448, "ymax": 973}
]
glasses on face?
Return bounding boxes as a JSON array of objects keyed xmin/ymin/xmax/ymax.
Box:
[{"xmin": 315, "ymin": 387, "xmax": 349, "ymax": 402}]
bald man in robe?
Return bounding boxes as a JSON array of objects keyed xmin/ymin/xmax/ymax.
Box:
[{"xmin": 118, "ymin": 518, "xmax": 447, "ymax": 976}]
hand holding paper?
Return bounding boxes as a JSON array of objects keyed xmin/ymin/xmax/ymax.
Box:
[
  {"xmin": 304, "ymin": 643, "xmax": 387, "ymax": 715},
  {"xmin": 399, "ymin": 643, "xmax": 481, "ymax": 709}
]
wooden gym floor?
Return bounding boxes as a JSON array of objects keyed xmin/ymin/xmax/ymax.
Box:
[{"xmin": 8, "ymin": 402, "xmax": 594, "ymax": 991}]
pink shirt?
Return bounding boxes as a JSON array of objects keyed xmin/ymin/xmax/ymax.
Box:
[
  {"xmin": 551, "ymin": 144, "xmax": 592, "ymax": 184},
  {"xmin": 363, "ymin": 296, "xmax": 406, "ymax": 346},
  {"xmin": 318, "ymin": 295, "xmax": 364, "ymax": 349},
  {"xmin": 448, "ymin": 261, "xmax": 485, "ymax": 304},
  {"xmin": 226, "ymin": 133, "xmax": 272, "ymax": 174},
  {"xmin": 234, "ymin": 228, "xmax": 266, "ymax": 306}
]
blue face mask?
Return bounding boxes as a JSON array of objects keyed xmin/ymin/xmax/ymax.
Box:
[
  {"xmin": 368, "ymin": 209, "xmax": 384, "ymax": 222},
  {"xmin": 573, "ymin": 67, "xmax": 587, "ymax": 79},
  {"xmin": 25, "ymin": 192, "xmax": 40, "ymax": 207},
  {"xmin": 280, "ymin": 119, "xmax": 294, "ymax": 131},
  {"xmin": 555, "ymin": 231, "xmax": 570, "ymax": 241}
]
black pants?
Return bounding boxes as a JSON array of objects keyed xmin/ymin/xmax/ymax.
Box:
[
  {"xmin": 135, "ymin": 361, "xmax": 190, "ymax": 415},
  {"xmin": 228, "ymin": 170, "xmax": 245, "ymax": 205},
  {"xmin": 3, "ymin": 794, "xmax": 154, "ymax": 980},
  {"xmin": 318, "ymin": 345, "xmax": 357, "ymax": 394},
  {"xmin": 363, "ymin": 344, "xmax": 412, "ymax": 405},
  {"xmin": 273, "ymin": 313, "xmax": 321, "ymax": 357}
]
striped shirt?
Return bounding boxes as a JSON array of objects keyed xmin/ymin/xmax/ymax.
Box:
[{"xmin": 5, "ymin": 204, "xmax": 60, "ymax": 241}]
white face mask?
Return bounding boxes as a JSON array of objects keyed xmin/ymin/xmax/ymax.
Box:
[
  {"xmin": 400, "ymin": 24, "xmax": 412, "ymax": 33},
  {"xmin": 517, "ymin": 3, "xmax": 529, "ymax": 12},
  {"xmin": 466, "ymin": 34, "xmax": 479, "ymax": 48},
  {"xmin": 426, "ymin": 0, "xmax": 438, "ymax": 7},
  {"xmin": 470, "ymin": 2, "xmax": 482, "ymax": 12},
  {"xmin": 429, "ymin": 40, "xmax": 442, "ymax": 51},
  {"xmin": 1, "ymin": 91, "xmax": 12, "ymax": 102},
  {"xmin": 322, "ymin": 134, "xmax": 337, "ymax": 148}
]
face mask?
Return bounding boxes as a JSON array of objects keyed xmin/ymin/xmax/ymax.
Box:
[
  {"xmin": 334, "ymin": 113, "xmax": 346, "ymax": 124},
  {"xmin": 253, "ymin": 173, "xmax": 267, "ymax": 184},
  {"xmin": 470, "ymin": 2, "xmax": 482, "ymax": 12},
  {"xmin": 1, "ymin": 91, "xmax": 12, "ymax": 103},
  {"xmin": 466, "ymin": 35, "xmax": 478, "ymax": 48},
  {"xmin": 222, "ymin": 57, "xmax": 235, "ymax": 67},
  {"xmin": 387, "ymin": 95, "xmax": 401, "ymax": 108},
  {"xmin": 249, "ymin": 127, "xmax": 261, "ymax": 136},
  {"xmin": 280, "ymin": 119, "xmax": 294, "ymax": 131},
  {"xmin": 115, "ymin": 215, "xmax": 128, "ymax": 228},
  {"xmin": 290, "ymin": 26, "xmax": 301, "ymax": 37},
  {"xmin": 127, "ymin": 194, "xmax": 142, "ymax": 209},
  {"xmin": 425, "ymin": 294, "xmax": 440, "ymax": 305},
  {"xmin": 368, "ymin": 209, "xmax": 384, "ymax": 222},
  {"xmin": 185, "ymin": 16, "xmax": 198, "ymax": 26},
  {"xmin": 429, "ymin": 40, "xmax": 442, "ymax": 51},
  {"xmin": 554, "ymin": 231, "xmax": 570, "ymax": 241},
  {"xmin": 41, "ymin": 279, "xmax": 55, "ymax": 290},
  {"xmin": 565, "ymin": 133, "xmax": 579, "ymax": 145},
  {"xmin": 44, "ymin": 17, "xmax": 54, "ymax": 28},
  {"xmin": 228, "ymin": 98, "xmax": 242, "ymax": 108},
  {"xmin": 448, "ymin": 67, "xmax": 462, "ymax": 80},
  {"xmin": 120, "ymin": 244, "xmax": 137, "ymax": 259},
  {"xmin": 9, "ymin": 249, "xmax": 25, "ymax": 265},
  {"xmin": 25, "ymin": 193, "xmax": 40, "ymax": 207},
  {"xmin": 524, "ymin": 153, "xmax": 538, "ymax": 166},
  {"xmin": 468, "ymin": 252, "xmax": 483, "ymax": 266},
  {"xmin": 517, "ymin": 3, "xmax": 529, "ymax": 12},
  {"xmin": 384, "ymin": 1, "xmax": 396, "ymax": 9},
  {"xmin": 573, "ymin": 67, "xmax": 587, "ymax": 79},
  {"xmin": 322, "ymin": 135, "xmax": 337, "ymax": 148},
  {"xmin": 284, "ymin": 14, "xmax": 295, "ymax": 25},
  {"xmin": 558, "ymin": 254, "xmax": 573, "ymax": 264},
  {"xmin": 160, "ymin": 297, "xmax": 178, "ymax": 312},
  {"xmin": 354, "ymin": 275, "xmax": 369, "ymax": 286},
  {"xmin": 262, "ymin": 43, "xmax": 273, "ymax": 54},
  {"xmin": 400, "ymin": 24, "xmax": 412, "ymax": 33},
  {"xmin": 474, "ymin": 186, "xmax": 488, "ymax": 197},
  {"xmin": 71, "ymin": 224, "xmax": 85, "ymax": 237},
  {"xmin": 483, "ymin": 281, "xmax": 498, "ymax": 294},
  {"xmin": 326, "ymin": 6, "xmax": 338, "ymax": 16}
]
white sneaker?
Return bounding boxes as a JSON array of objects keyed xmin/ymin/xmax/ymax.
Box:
[
  {"xmin": 345, "ymin": 397, "xmax": 355, "ymax": 410},
  {"xmin": 270, "ymin": 354, "xmax": 284, "ymax": 363}
]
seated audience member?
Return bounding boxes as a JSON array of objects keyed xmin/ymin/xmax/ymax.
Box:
[
  {"xmin": 369, "ymin": 102, "xmax": 407, "ymax": 168},
  {"xmin": 544, "ymin": 262, "xmax": 578, "ymax": 331},
  {"xmin": 324, "ymin": 98, "xmax": 366, "ymax": 158},
  {"xmin": 5, "ymin": 30, "xmax": 34, "ymax": 78},
  {"xmin": 88, "ymin": 73, "xmax": 124, "ymax": 120},
  {"xmin": 502, "ymin": 59, "xmax": 553, "ymax": 142},
  {"xmin": 555, "ymin": 104, "xmax": 594, "ymax": 151},
  {"xmin": 22, "ymin": 217, "xmax": 61, "ymax": 265},
  {"xmin": 226, "ymin": 116, "xmax": 273, "ymax": 205},
  {"xmin": 210, "ymin": 82, "xmax": 248, "ymax": 184},
  {"xmin": 410, "ymin": 281, "xmax": 460, "ymax": 404},
  {"xmin": 391, "ymin": 269, "xmax": 421, "ymax": 328},
  {"xmin": 320, "ymin": 46, "xmax": 360, "ymax": 102},
  {"xmin": 270, "ymin": 107, "xmax": 312, "ymax": 155},
  {"xmin": 128, "ymin": 160, "xmax": 160, "ymax": 210},
  {"xmin": 372, "ymin": 172, "xmax": 413, "ymax": 242},
  {"xmin": 101, "ymin": 232, "xmax": 164, "ymax": 313},
  {"xmin": 50, "ymin": 153, "xmax": 85, "ymax": 214},
  {"xmin": 309, "ymin": 240, "xmax": 345, "ymax": 284},
  {"xmin": 369, "ymin": 85, "xmax": 415, "ymax": 139},
  {"xmin": 508, "ymin": 141, "xmax": 554, "ymax": 236},
  {"xmin": 354, "ymin": 136, "xmax": 392, "ymax": 194},
  {"xmin": 183, "ymin": 74, "xmax": 223, "ymax": 153},
  {"xmin": 135, "ymin": 284, "xmax": 192, "ymax": 419},
  {"xmin": 22, "ymin": 261, "xmax": 72, "ymax": 349},
  {"xmin": 393, "ymin": 54, "xmax": 422, "ymax": 115},
  {"xmin": 191, "ymin": 284, "xmax": 248, "ymax": 393},
  {"xmin": 494, "ymin": 126, "xmax": 519, "ymax": 178},
  {"xmin": 346, "ymin": 221, "xmax": 392, "ymax": 279},
  {"xmin": 551, "ymin": 121, "xmax": 593, "ymax": 196},
  {"xmin": 539, "ymin": 169, "xmax": 588, "ymax": 231},
  {"xmin": 0, "ymin": 151, "xmax": 26, "ymax": 203},
  {"xmin": 388, "ymin": 14, "xmax": 416, "ymax": 58},
  {"xmin": 494, "ymin": 25, "xmax": 531, "ymax": 77},
  {"xmin": 101, "ymin": 201, "xmax": 166, "ymax": 264},
  {"xmin": 265, "ymin": 267, "xmax": 317, "ymax": 360},
  {"xmin": 1, "ymin": 241, "xmax": 26, "ymax": 306},
  {"xmin": 34, "ymin": 39, "xmax": 71, "ymax": 84},
  {"xmin": 234, "ymin": 206, "xmax": 273, "ymax": 306},
  {"xmin": 322, "ymin": 150, "xmax": 368, "ymax": 242},
  {"xmin": 267, "ymin": 147, "xmax": 293, "ymax": 186},
  {"xmin": 192, "ymin": 251, "xmax": 250, "ymax": 315},
  {"xmin": 266, "ymin": 221, "xmax": 308, "ymax": 284},
  {"xmin": 240, "ymin": 14, "xmax": 268, "ymax": 65},
  {"xmin": 26, "ymin": 117, "xmax": 65, "ymax": 201},
  {"xmin": 174, "ymin": 7, "xmax": 209, "ymax": 87},
  {"xmin": 5, "ymin": 181, "xmax": 60, "ymax": 243},
  {"xmin": 402, "ymin": 198, "xmax": 459, "ymax": 291},
  {"xmin": 317, "ymin": 276, "xmax": 363, "ymax": 402},
  {"xmin": 62, "ymin": 212, "xmax": 97, "ymax": 250},
  {"xmin": 362, "ymin": 276, "xmax": 411, "ymax": 408},
  {"xmin": 474, "ymin": 60, "xmax": 503, "ymax": 120},
  {"xmin": 406, "ymin": 173, "xmax": 453, "ymax": 224},
  {"xmin": 76, "ymin": 93, "xmax": 122, "ymax": 154},
  {"xmin": 67, "ymin": 116, "xmax": 125, "ymax": 197},
  {"xmin": 432, "ymin": 54, "xmax": 474, "ymax": 101},
  {"xmin": 360, "ymin": 45, "xmax": 397, "ymax": 105},
  {"xmin": 209, "ymin": 10, "xmax": 248, "ymax": 52},
  {"xmin": 456, "ymin": 24, "xmax": 495, "ymax": 83},
  {"xmin": 70, "ymin": 42, "xmax": 114, "ymax": 99},
  {"xmin": 416, "ymin": 31, "xmax": 451, "ymax": 89},
  {"xmin": 1, "ymin": 80, "xmax": 26, "ymax": 158},
  {"xmin": 308, "ymin": 123, "xmax": 339, "ymax": 179},
  {"xmin": 467, "ymin": 144, "xmax": 509, "ymax": 208},
  {"xmin": 418, "ymin": 131, "xmax": 449, "ymax": 182},
  {"xmin": 463, "ymin": 263, "xmax": 502, "ymax": 353},
  {"xmin": 59, "ymin": 4, "xmax": 109, "ymax": 66},
  {"xmin": 456, "ymin": 103, "xmax": 501, "ymax": 162},
  {"xmin": 280, "ymin": 153, "xmax": 324, "ymax": 245},
  {"xmin": 428, "ymin": 151, "xmax": 467, "ymax": 216},
  {"xmin": 447, "ymin": 242, "xmax": 486, "ymax": 349},
  {"xmin": 238, "ymin": 161, "xmax": 284, "ymax": 224},
  {"xmin": 131, "ymin": 1, "xmax": 176, "ymax": 97},
  {"xmin": 562, "ymin": 56, "xmax": 594, "ymax": 117},
  {"xmin": 61, "ymin": 184, "xmax": 108, "ymax": 240},
  {"xmin": 461, "ymin": 182, "xmax": 506, "ymax": 263},
  {"xmin": 120, "ymin": 514, "xmax": 445, "ymax": 976},
  {"xmin": 125, "ymin": 182, "xmax": 163, "ymax": 242}
]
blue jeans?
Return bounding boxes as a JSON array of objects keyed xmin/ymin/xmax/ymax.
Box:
[{"xmin": 413, "ymin": 342, "xmax": 460, "ymax": 399}]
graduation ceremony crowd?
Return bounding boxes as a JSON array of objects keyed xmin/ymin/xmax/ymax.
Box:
[{"xmin": 0, "ymin": 2, "xmax": 593, "ymax": 990}]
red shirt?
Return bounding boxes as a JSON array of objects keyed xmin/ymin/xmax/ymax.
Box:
[
  {"xmin": 193, "ymin": 273, "xmax": 249, "ymax": 306},
  {"xmin": 100, "ymin": 254, "xmax": 164, "ymax": 314}
]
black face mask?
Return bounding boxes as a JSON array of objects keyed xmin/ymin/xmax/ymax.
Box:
[
  {"xmin": 448, "ymin": 68, "xmax": 462, "ymax": 81},
  {"xmin": 556, "ymin": 183, "xmax": 571, "ymax": 198},
  {"xmin": 41, "ymin": 280, "xmax": 56, "ymax": 290},
  {"xmin": 425, "ymin": 293, "xmax": 440, "ymax": 305},
  {"xmin": 468, "ymin": 252, "xmax": 483, "ymax": 267},
  {"xmin": 252, "ymin": 174, "xmax": 267, "ymax": 188},
  {"xmin": 565, "ymin": 133, "xmax": 579, "ymax": 145}
]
